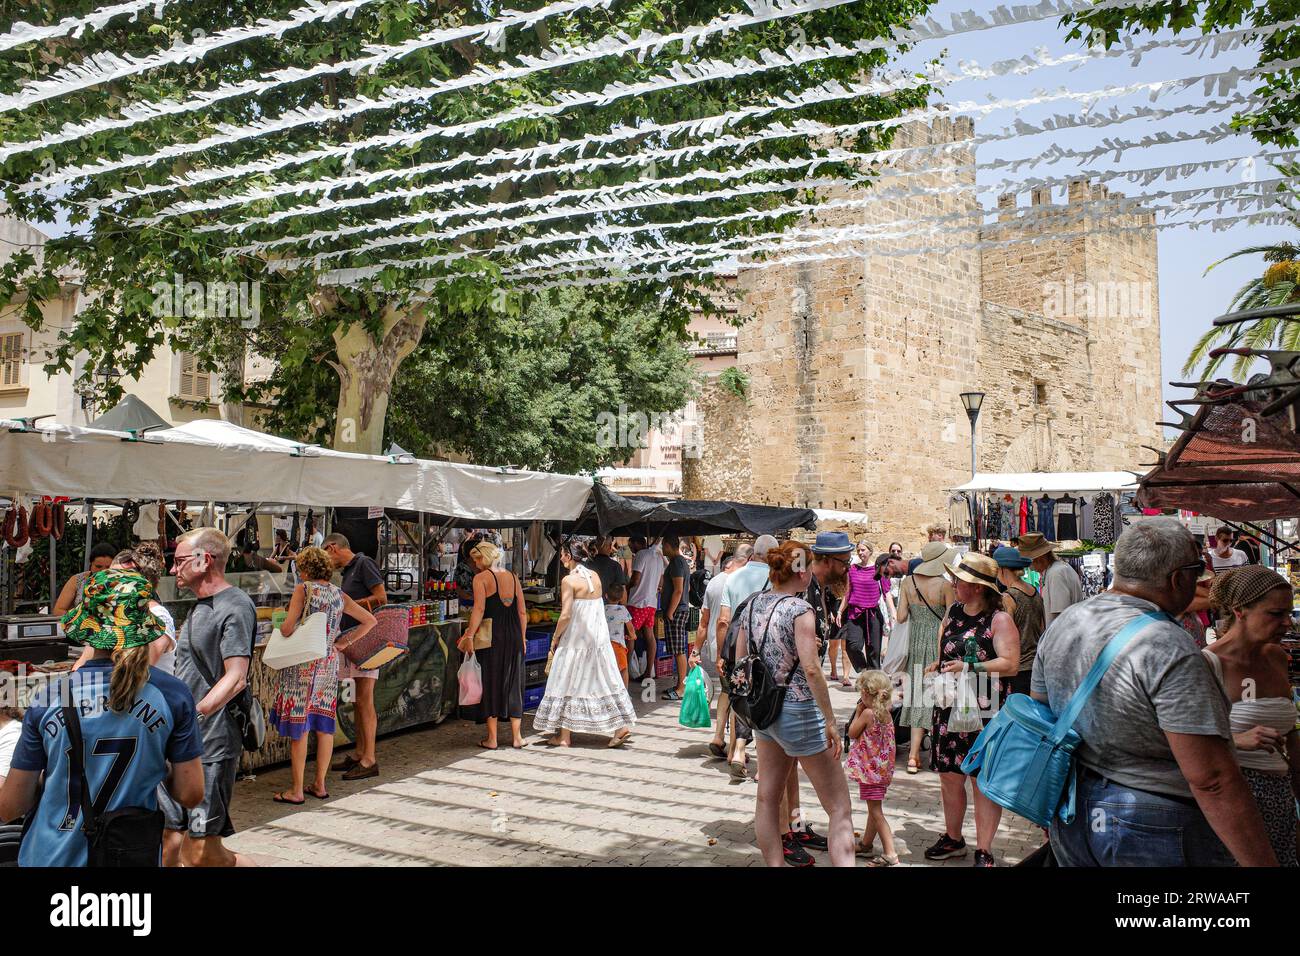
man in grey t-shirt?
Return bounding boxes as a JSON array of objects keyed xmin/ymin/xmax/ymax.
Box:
[
  {"xmin": 1032, "ymin": 518, "xmax": 1275, "ymax": 866},
  {"xmin": 159, "ymin": 527, "xmax": 257, "ymax": 868}
]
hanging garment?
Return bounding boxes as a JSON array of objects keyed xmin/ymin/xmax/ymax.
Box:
[
  {"xmin": 1018, "ymin": 496, "xmax": 1029, "ymax": 535},
  {"xmin": 1000, "ymin": 498, "xmax": 1015, "ymax": 539},
  {"xmin": 986, "ymin": 497, "xmax": 1001, "ymax": 540},
  {"xmin": 1091, "ymin": 493, "xmax": 1116, "ymax": 545},
  {"xmin": 1080, "ymin": 496, "xmax": 1094, "ymax": 540},
  {"xmin": 1056, "ymin": 497, "xmax": 1078, "ymax": 541},
  {"xmin": 1036, "ymin": 496, "xmax": 1057, "ymax": 540},
  {"xmin": 133, "ymin": 502, "xmax": 162, "ymax": 540}
]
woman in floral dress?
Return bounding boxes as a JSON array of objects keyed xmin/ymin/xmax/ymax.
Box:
[
  {"xmin": 271, "ymin": 546, "xmax": 376, "ymax": 804},
  {"xmin": 923, "ymin": 553, "xmax": 1020, "ymax": 867}
]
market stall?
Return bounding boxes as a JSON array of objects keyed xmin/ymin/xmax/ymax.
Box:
[
  {"xmin": 0, "ymin": 413, "xmax": 594, "ymax": 770},
  {"xmin": 1136, "ymin": 303, "xmax": 1300, "ymax": 688}
]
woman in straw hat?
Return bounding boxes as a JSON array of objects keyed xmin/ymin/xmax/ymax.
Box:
[
  {"xmin": 893, "ymin": 542, "xmax": 956, "ymax": 774},
  {"xmin": 1204, "ymin": 567, "xmax": 1298, "ymax": 866},
  {"xmin": 922, "ymin": 552, "xmax": 1020, "ymax": 867},
  {"xmin": 0, "ymin": 569, "xmax": 205, "ymax": 866}
]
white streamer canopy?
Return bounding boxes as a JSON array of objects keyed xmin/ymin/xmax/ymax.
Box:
[{"xmin": 0, "ymin": 419, "xmax": 593, "ymax": 520}]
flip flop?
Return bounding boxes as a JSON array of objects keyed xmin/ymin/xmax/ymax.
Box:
[
  {"xmin": 708, "ymin": 742, "xmax": 727, "ymax": 758},
  {"xmin": 477, "ymin": 740, "xmax": 499, "ymax": 750},
  {"xmin": 305, "ymin": 786, "xmax": 329, "ymax": 800},
  {"xmin": 512, "ymin": 741, "xmax": 528, "ymax": 749},
  {"xmin": 272, "ymin": 792, "xmax": 305, "ymax": 805},
  {"xmin": 661, "ymin": 690, "xmax": 683, "ymax": 701},
  {"xmin": 608, "ymin": 733, "xmax": 630, "ymax": 749}
]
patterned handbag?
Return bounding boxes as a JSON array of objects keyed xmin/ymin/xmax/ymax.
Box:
[{"xmin": 340, "ymin": 606, "xmax": 410, "ymax": 670}]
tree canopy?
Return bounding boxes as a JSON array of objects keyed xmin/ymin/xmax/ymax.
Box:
[{"xmin": 0, "ymin": 0, "xmax": 936, "ymax": 455}]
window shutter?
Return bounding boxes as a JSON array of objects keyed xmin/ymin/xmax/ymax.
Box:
[
  {"xmin": 177, "ymin": 352, "xmax": 213, "ymax": 400},
  {"xmin": 0, "ymin": 333, "xmax": 23, "ymax": 386}
]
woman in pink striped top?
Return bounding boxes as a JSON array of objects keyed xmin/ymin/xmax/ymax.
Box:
[{"xmin": 837, "ymin": 553, "xmax": 895, "ymax": 671}]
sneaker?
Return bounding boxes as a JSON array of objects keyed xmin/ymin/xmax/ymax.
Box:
[
  {"xmin": 923, "ymin": 834, "xmax": 968, "ymax": 861},
  {"xmin": 792, "ymin": 826, "xmax": 828, "ymax": 851},
  {"xmin": 781, "ymin": 834, "xmax": 816, "ymax": 867},
  {"xmin": 973, "ymin": 849, "xmax": 995, "ymax": 868}
]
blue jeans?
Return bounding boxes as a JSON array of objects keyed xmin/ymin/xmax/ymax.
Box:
[{"xmin": 1050, "ymin": 770, "xmax": 1235, "ymax": 866}]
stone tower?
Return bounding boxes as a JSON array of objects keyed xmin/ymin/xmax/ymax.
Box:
[{"xmin": 683, "ymin": 118, "xmax": 1163, "ymax": 549}]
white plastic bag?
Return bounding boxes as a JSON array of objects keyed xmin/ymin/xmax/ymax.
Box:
[
  {"xmin": 881, "ymin": 618, "xmax": 910, "ymax": 676},
  {"xmin": 458, "ymin": 653, "xmax": 483, "ymax": 706},
  {"xmin": 948, "ymin": 669, "xmax": 984, "ymax": 733}
]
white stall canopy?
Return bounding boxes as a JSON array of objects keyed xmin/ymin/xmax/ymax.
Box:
[
  {"xmin": 951, "ymin": 471, "xmax": 1139, "ymax": 495},
  {"xmin": 0, "ymin": 419, "xmax": 592, "ymax": 522}
]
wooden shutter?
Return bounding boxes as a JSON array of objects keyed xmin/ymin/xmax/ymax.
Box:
[
  {"xmin": 178, "ymin": 352, "xmax": 211, "ymax": 400},
  {"xmin": 0, "ymin": 333, "xmax": 23, "ymax": 387}
]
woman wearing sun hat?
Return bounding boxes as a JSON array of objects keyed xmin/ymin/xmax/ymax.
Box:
[
  {"xmin": 922, "ymin": 552, "xmax": 1020, "ymax": 867},
  {"xmin": 992, "ymin": 546, "xmax": 1044, "ymax": 696},
  {"xmin": 0, "ymin": 569, "xmax": 205, "ymax": 866},
  {"xmin": 893, "ymin": 542, "xmax": 956, "ymax": 774}
]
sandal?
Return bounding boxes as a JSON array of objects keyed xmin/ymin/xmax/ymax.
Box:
[
  {"xmin": 867, "ymin": 854, "xmax": 900, "ymax": 867},
  {"xmin": 661, "ymin": 690, "xmax": 683, "ymax": 701},
  {"xmin": 907, "ymin": 758, "xmax": 920, "ymax": 775},
  {"xmin": 854, "ymin": 842, "xmax": 877, "ymax": 857},
  {"xmin": 272, "ymin": 792, "xmax": 305, "ymax": 805},
  {"xmin": 728, "ymin": 760, "xmax": 748, "ymax": 780},
  {"xmin": 608, "ymin": 732, "xmax": 630, "ymax": 749},
  {"xmin": 512, "ymin": 741, "xmax": 528, "ymax": 749},
  {"xmin": 708, "ymin": 742, "xmax": 727, "ymax": 759},
  {"xmin": 477, "ymin": 740, "xmax": 499, "ymax": 750}
]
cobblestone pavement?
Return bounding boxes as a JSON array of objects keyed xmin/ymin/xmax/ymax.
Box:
[{"xmin": 228, "ymin": 672, "xmax": 1042, "ymax": 867}]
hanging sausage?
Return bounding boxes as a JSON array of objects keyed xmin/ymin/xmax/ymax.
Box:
[
  {"xmin": 29, "ymin": 501, "xmax": 53, "ymax": 539},
  {"xmin": 3, "ymin": 505, "xmax": 29, "ymax": 548}
]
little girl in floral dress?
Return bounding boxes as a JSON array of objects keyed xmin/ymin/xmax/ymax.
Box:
[{"xmin": 847, "ymin": 670, "xmax": 898, "ymax": 866}]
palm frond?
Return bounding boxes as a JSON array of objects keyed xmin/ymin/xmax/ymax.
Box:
[
  {"xmin": 1204, "ymin": 244, "xmax": 1299, "ymax": 274},
  {"xmin": 1182, "ymin": 323, "xmax": 1239, "ymax": 377},
  {"xmin": 1227, "ymin": 276, "xmax": 1268, "ymax": 312}
]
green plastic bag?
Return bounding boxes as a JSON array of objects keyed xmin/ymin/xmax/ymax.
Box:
[{"xmin": 679, "ymin": 666, "xmax": 712, "ymax": 729}]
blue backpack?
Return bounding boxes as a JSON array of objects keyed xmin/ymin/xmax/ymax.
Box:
[{"xmin": 960, "ymin": 611, "xmax": 1170, "ymax": 828}]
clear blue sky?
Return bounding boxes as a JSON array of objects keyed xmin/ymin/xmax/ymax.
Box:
[{"xmin": 891, "ymin": 1, "xmax": 1291, "ymax": 413}]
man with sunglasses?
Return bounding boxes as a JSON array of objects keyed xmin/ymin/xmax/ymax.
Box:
[
  {"xmin": 160, "ymin": 527, "xmax": 256, "ymax": 867},
  {"xmin": 1031, "ymin": 519, "xmax": 1275, "ymax": 867}
]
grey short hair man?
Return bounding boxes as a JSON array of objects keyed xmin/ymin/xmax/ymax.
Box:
[
  {"xmin": 751, "ymin": 534, "xmax": 778, "ymax": 561},
  {"xmin": 1032, "ymin": 518, "xmax": 1276, "ymax": 866}
]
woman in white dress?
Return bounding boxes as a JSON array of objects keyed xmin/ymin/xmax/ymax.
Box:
[{"xmin": 534, "ymin": 539, "xmax": 637, "ymax": 748}]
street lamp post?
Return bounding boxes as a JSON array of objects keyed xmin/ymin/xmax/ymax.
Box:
[
  {"xmin": 77, "ymin": 365, "xmax": 122, "ymax": 420},
  {"xmin": 959, "ymin": 391, "xmax": 985, "ymax": 479}
]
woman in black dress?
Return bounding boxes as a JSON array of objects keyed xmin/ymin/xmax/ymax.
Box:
[
  {"xmin": 923, "ymin": 552, "xmax": 1020, "ymax": 867},
  {"xmin": 457, "ymin": 541, "xmax": 528, "ymax": 749}
]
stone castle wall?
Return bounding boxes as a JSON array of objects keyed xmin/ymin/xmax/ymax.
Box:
[{"xmin": 684, "ymin": 120, "xmax": 1164, "ymax": 551}]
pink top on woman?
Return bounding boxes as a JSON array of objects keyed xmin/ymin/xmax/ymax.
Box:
[{"xmin": 846, "ymin": 564, "xmax": 890, "ymax": 611}]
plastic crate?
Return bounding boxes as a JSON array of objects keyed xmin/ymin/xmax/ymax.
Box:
[
  {"xmin": 654, "ymin": 655, "xmax": 676, "ymax": 679},
  {"xmin": 524, "ymin": 660, "xmax": 546, "ymax": 686},
  {"xmin": 524, "ymin": 629, "xmax": 553, "ymax": 661},
  {"xmin": 523, "ymin": 685, "xmax": 545, "ymax": 711},
  {"xmin": 656, "ymin": 639, "xmax": 668, "ymax": 659}
]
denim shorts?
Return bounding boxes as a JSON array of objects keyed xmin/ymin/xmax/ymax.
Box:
[
  {"xmin": 1049, "ymin": 769, "xmax": 1235, "ymax": 867},
  {"xmin": 753, "ymin": 698, "xmax": 827, "ymax": 757}
]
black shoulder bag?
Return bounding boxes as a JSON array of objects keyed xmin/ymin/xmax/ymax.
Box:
[
  {"xmin": 728, "ymin": 595, "xmax": 796, "ymax": 731},
  {"xmin": 190, "ymin": 650, "xmax": 265, "ymax": 753},
  {"xmin": 63, "ymin": 705, "xmax": 164, "ymax": 867}
]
